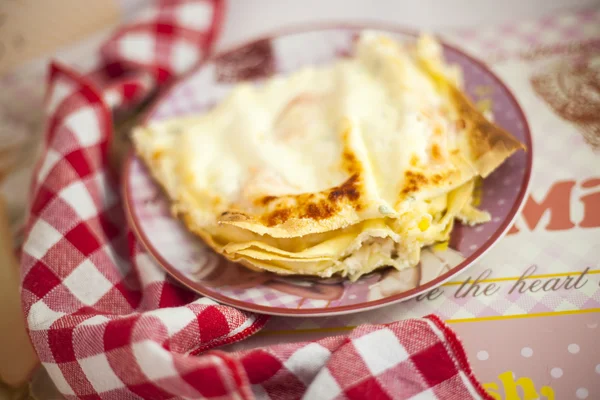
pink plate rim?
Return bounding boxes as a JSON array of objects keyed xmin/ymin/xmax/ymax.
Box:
[{"xmin": 123, "ymin": 23, "xmax": 533, "ymax": 317}]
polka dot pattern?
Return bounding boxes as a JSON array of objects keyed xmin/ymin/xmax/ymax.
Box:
[
  {"xmin": 551, "ymin": 368, "xmax": 563, "ymax": 378},
  {"xmin": 464, "ymin": 313, "xmax": 600, "ymax": 400},
  {"xmin": 568, "ymin": 344, "xmax": 580, "ymax": 354},
  {"xmin": 521, "ymin": 347, "xmax": 533, "ymax": 358}
]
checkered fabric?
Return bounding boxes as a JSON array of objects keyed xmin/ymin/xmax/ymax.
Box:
[{"xmin": 20, "ymin": 1, "xmax": 490, "ymax": 398}]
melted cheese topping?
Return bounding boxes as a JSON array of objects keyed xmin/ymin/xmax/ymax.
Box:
[{"xmin": 133, "ymin": 31, "xmax": 522, "ymax": 280}]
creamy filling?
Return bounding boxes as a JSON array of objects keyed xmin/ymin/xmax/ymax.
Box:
[
  {"xmin": 340, "ymin": 237, "xmax": 410, "ymax": 281},
  {"xmin": 338, "ymin": 187, "xmax": 477, "ymax": 281}
]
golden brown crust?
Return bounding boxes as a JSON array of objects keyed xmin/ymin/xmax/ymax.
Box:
[
  {"xmin": 450, "ymin": 86, "xmax": 526, "ymax": 177},
  {"xmin": 396, "ymin": 152, "xmax": 477, "ymax": 207},
  {"xmin": 132, "ymin": 133, "xmax": 362, "ymax": 239},
  {"xmin": 219, "ymin": 205, "xmax": 363, "ymax": 238},
  {"xmin": 179, "ymin": 209, "xmax": 337, "ymax": 277},
  {"xmin": 252, "ymin": 173, "xmax": 363, "ymax": 227},
  {"xmin": 222, "ymin": 119, "xmax": 367, "ymax": 234},
  {"xmin": 215, "ymin": 123, "xmax": 371, "ymax": 236}
]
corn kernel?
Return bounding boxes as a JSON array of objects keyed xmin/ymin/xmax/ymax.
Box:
[
  {"xmin": 418, "ymin": 217, "xmax": 430, "ymax": 231},
  {"xmin": 433, "ymin": 241, "xmax": 449, "ymax": 252}
]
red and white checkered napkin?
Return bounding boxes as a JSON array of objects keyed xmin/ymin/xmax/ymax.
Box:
[{"xmin": 20, "ymin": 1, "xmax": 491, "ymax": 399}]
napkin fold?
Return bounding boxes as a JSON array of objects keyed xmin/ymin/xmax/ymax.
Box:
[{"xmin": 20, "ymin": 1, "xmax": 490, "ymax": 398}]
